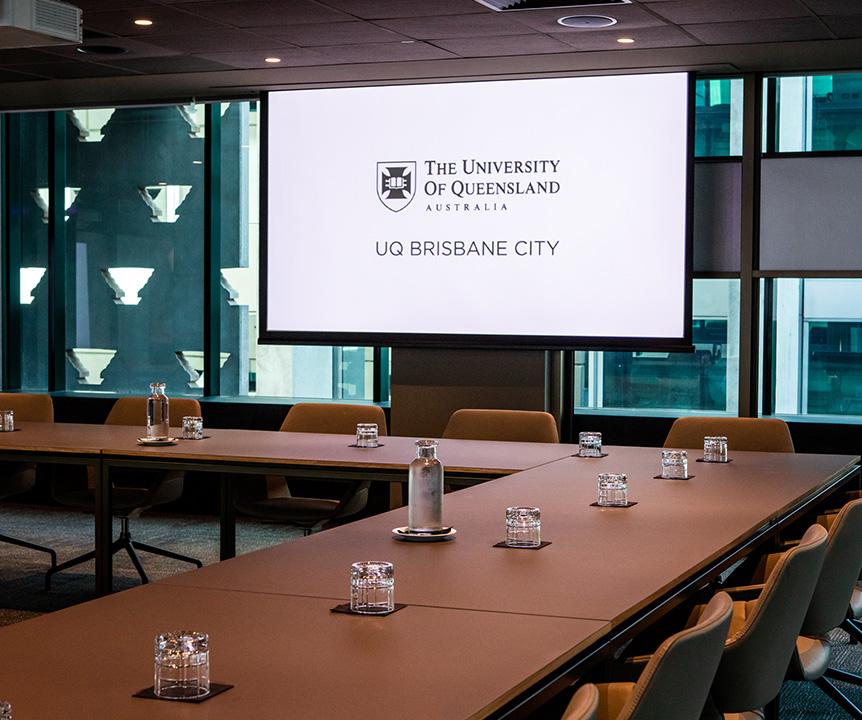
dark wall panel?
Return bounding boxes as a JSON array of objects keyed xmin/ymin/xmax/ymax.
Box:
[{"xmin": 693, "ymin": 161, "xmax": 741, "ymax": 273}]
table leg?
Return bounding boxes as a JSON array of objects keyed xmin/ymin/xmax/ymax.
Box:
[
  {"xmin": 220, "ymin": 473, "xmax": 236, "ymax": 561},
  {"xmin": 94, "ymin": 460, "xmax": 112, "ymax": 596}
]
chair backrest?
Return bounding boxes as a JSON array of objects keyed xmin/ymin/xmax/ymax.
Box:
[
  {"xmin": 561, "ymin": 683, "xmax": 599, "ymax": 720},
  {"xmin": 664, "ymin": 417, "xmax": 794, "ymax": 453},
  {"xmin": 619, "ymin": 591, "xmax": 733, "ymax": 720},
  {"xmin": 279, "ymin": 403, "xmax": 388, "ymax": 436},
  {"xmin": 442, "ymin": 409, "xmax": 559, "ymax": 443},
  {"xmin": 801, "ymin": 498, "xmax": 862, "ymax": 636},
  {"xmin": 0, "ymin": 393, "xmax": 53, "ymax": 423},
  {"xmin": 710, "ymin": 524, "xmax": 828, "ymax": 713},
  {"xmin": 105, "ymin": 396, "xmax": 202, "ymax": 427}
]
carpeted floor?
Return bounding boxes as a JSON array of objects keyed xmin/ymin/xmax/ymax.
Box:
[
  {"xmin": 0, "ymin": 503, "xmax": 303, "ymax": 621},
  {"xmin": 1, "ymin": 504, "xmax": 861, "ymax": 718}
]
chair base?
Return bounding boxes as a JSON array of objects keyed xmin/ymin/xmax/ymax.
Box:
[
  {"xmin": 843, "ymin": 618, "xmax": 862, "ymax": 644},
  {"xmin": 45, "ymin": 517, "xmax": 202, "ymax": 591},
  {"xmin": 825, "ymin": 666, "xmax": 862, "ymax": 686},
  {"xmin": 816, "ymin": 676, "xmax": 862, "ymax": 719},
  {"xmin": 0, "ymin": 532, "xmax": 57, "ymax": 568}
]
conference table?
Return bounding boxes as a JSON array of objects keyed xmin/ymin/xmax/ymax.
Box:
[
  {"xmin": 0, "ymin": 423, "xmax": 581, "ymax": 595},
  {"xmin": 0, "ymin": 430, "xmax": 858, "ymax": 719}
]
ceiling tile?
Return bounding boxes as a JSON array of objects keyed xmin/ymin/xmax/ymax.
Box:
[
  {"xmin": 170, "ymin": 1, "xmax": 355, "ymax": 27},
  {"xmin": 684, "ymin": 16, "xmax": 831, "ymax": 43},
  {"xmin": 551, "ymin": 23, "xmax": 699, "ymax": 50},
  {"xmin": 375, "ymin": 12, "xmax": 528, "ymax": 39},
  {"xmin": 645, "ymin": 0, "xmax": 811, "ymax": 24},
  {"xmin": 316, "ymin": 0, "xmax": 485, "ymax": 20},
  {"xmin": 146, "ymin": 29, "xmax": 296, "ymax": 53},
  {"xmin": 72, "ymin": 0, "xmax": 161, "ymax": 8},
  {"xmin": 248, "ymin": 20, "xmax": 406, "ymax": 45},
  {"xmin": 510, "ymin": 4, "xmax": 668, "ymax": 33},
  {"xmin": 5, "ymin": 61, "xmax": 138, "ymax": 79},
  {"xmin": 821, "ymin": 14, "xmax": 862, "ymax": 37},
  {"xmin": 197, "ymin": 47, "xmax": 334, "ymax": 68},
  {"xmin": 0, "ymin": 68, "xmax": 49, "ymax": 82},
  {"xmin": 38, "ymin": 38, "xmax": 181, "ymax": 60},
  {"xmin": 312, "ymin": 40, "xmax": 458, "ymax": 62},
  {"xmin": 801, "ymin": 0, "xmax": 862, "ymax": 13},
  {"xmin": 0, "ymin": 48, "xmax": 63, "ymax": 65},
  {"xmin": 83, "ymin": 6, "xmax": 227, "ymax": 35},
  {"xmin": 101, "ymin": 55, "xmax": 237, "ymax": 73},
  {"xmin": 432, "ymin": 33, "xmax": 574, "ymax": 57}
]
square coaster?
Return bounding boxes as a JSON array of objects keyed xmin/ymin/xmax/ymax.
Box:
[
  {"xmin": 653, "ymin": 475, "xmax": 695, "ymax": 480},
  {"xmin": 330, "ymin": 603, "xmax": 406, "ymax": 616},
  {"xmin": 573, "ymin": 452, "xmax": 608, "ymax": 458},
  {"xmin": 589, "ymin": 501, "xmax": 638, "ymax": 509},
  {"xmin": 178, "ymin": 435, "xmax": 211, "ymax": 440},
  {"xmin": 133, "ymin": 683, "xmax": 233, "ymax": 702},
  {"xmin": 695, "ymin": 458, "xmax": 733, "ymax": 463},
  {"xmin": 347, "ymin": 443, "xmax": 385, "ymax": 448},
  {"xmin": 492, "ymin": 541, "xmax": 552, "ymax": 550}
]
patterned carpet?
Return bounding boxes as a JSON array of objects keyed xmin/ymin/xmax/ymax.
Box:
[{"xmin": 1, "ymin": 504, "xmax": 861, "ymax": 718}]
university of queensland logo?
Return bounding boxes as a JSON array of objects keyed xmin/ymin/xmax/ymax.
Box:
[{"xmin": 377, "ymin": 161, "xmax": 416, "ymax": 212}]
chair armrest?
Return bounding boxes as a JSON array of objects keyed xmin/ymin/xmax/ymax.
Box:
[{"xmin": 719, "ymin": 583, "xmax": 764, "ymax": 601}]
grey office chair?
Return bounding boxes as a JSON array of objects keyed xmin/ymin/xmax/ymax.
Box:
[
  {"xmin": 563, "ymin": 591, "xmax": 733, "ymax": 720},
  {"xmin": 234, "ymin": 403, "xmax": 388, "ymax": 535},
  {"xmin": 46, "ymin": 396, "xmax": 203, "ymax": 589},
  {"xmin": 0, "ymin": 393, "xmax": 57, "ymax": 568},
  {"xmin": 700, "ymin": 524, "xmax": 829, "ymax": 719}
]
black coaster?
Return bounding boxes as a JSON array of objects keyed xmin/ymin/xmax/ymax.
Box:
[
  {"xmin": 590, "ymin": 501, "xmax": 638, "ymax": 508},
  {"xmin": 178, "ymin": 435, "xmax": 211, "ymax": 440},
  {"xmin": 653, "ymin": 475, "xmax": 695, "ymax": 480},
  {"xmin": 330, "ymin": 603, "xmax": 407, "ymax": 616},
  {"xmin": 695, "ymin": 458, "xmax": 733, "ymax": 463},
  {"xmin": 133, "ymin": 683, "xmax": 233, "ymax": 703},
  {"xmin": 348, "ymin": 443, "xmax": 385, "ymax": 448},
  {"xmin": 573, "ymin": 452, "xmax": 608, "ymax": 458},
  {"xmin": 492, "ymin": 541, "xmax": 552, "ymax": 550}
]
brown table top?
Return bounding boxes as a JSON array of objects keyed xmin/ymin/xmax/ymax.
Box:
[
  {"xmin": 0, "ymin": 584, "xmax": 606, "ymax": 720},
  {"xmin": 164, "ymin": 446, "xmax": 859, "ymax": 624},
  {"xmin": 0, "ymin": 422, "xmax": 580, "ymax": 475}
]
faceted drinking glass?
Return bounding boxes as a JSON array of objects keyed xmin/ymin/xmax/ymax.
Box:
[
  {"xmin": 154, "ymin": 631, "xmax": 210, "ymax": 699},
  {"xmin": 505, "ymin": 506, "xmax": 541, "ymax": 547},
  {"xmin": 350, "ymin": 561, "xmax": 395, "ymax": 614}
]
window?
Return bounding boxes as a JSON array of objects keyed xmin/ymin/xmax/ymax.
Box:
[
  {"xmin": 695, "ymin": 78, "xmax": 743, "ymax": 157},
  {"xmin": 575, "ymin": 279, "xmax": 740, "ymax": 413},
  {"xmin": 767, "ymin": 72, "xmax": 862, "ymax": 153},
  {"xmin": 767, "ymin": 278, "xmax": 862, "ymax": 418}
]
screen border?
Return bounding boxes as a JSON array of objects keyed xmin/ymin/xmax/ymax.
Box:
[{"xmin": 259, "ymin": 72, "xmax": 695, "ymax": 352}]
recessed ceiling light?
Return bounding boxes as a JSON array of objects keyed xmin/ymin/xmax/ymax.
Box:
[
  {"xmin": 557, "ymin": 15, "xmax": 617, "ymax": 29},
  {"xmin": 133, "ymin": 18, "xmax": 153, "ymax": 26},
  {"xmin": 400, "ymin": 40, "xmax": 415, "ymax": 44},
  {"xmin": 264, "ymin": 56, "xmax": 282, "ymax": 63},
  {"xmin": 616, "ymin": 37, "xmax": 635, "ymax": 44},
  {"xmin": 192, "ymin": 160, "xmax": 203, "ymax": 165}
]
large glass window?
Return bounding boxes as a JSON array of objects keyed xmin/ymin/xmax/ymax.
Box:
[
  {"xmin": 217, "ymin": 102, "xmax": 374, "ymax": 400},
  {"xmin": 64, "ymin": 105, "xmax": 204, "ymax": 396},
  {"xmin": 695, "ymin": 78, "xmax": 743, "ymax": 157},
  {"xmin": 575, "ymin": 279, "xmax": 740, "ymax": 413},
  {"xmin": 767, "ymin": 278, "xmax": 862, "ymax": 418},
  {"xmin": 768, "ymin": 72, "xmax": 862, "ymax": 152}
]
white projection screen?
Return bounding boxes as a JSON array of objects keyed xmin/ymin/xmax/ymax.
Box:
[{"xmin": 262, "ymin": 72, "xmax": 693, "ymax": 349}]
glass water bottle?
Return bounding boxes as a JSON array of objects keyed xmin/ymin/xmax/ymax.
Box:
[
  {"xmin": 408, "ymin": 440, "xmax": 444, "ymax": 532},
  {"xmin": 146, "ymin": 382, "xmax": 170, "ymax": 439}
]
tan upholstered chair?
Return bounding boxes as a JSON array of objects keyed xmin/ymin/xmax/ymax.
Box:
[
  {"xmin": 699, "ymin": 524, "xmax": 828, "ymax": 719},
  {"xmin": 563, "ymin": 592, "xmax": 733, "ymax": 720},
  {"xmin": 0, "ymin": 393, "xmax": 56, "ymax": 568},
  {"xmin": 664, "ymin": 417, "xmax": 794, "ymax": 453},
  {"xmin": 442, "ymin": 409, "xmax": 560, "ymax": 443},
  {"xmin": 47, "ymin": 396, "xmax": 203, "ymax": 588},
  {"xmin": 771, "ymin": 499, "xmax": 862, "ymax": 717},
  {"xmin": 235, "ymin": 403, "xmax": 388, "ymax": 534}
]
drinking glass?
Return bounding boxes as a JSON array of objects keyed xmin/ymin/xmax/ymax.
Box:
[
  {"xmin": 505, "ymin": 506, "xmax": 541, "ymax": 547},
  {"xmin": 661, "ymin": 450, "xmax": 689, "ymax": 479},
  {"xmin": 154, "ymin": 631, "xmax": 210, "ymax": 699},
  {"xmin": 0, "ymin": 410, "xmax": 13, "ymax": 432},
  {"xmin": 182, "ymin": 416, "xmax": 204, "ymax": 440},
  {"xmin": 355, "ymin": 423, "xmax": 379, "ymax": 448},
  {"xmin": 703, "ymin": 436, "xmax": 728, "ymax": 463},
  {"xmin": 597, "ymin": 473, "xmax": 628, "ymax": 506},
  {"xmin": 350, "ymin": 561, "xmax": 395, "ymax": 614},
  {"xmin": 579, "ymin": 431, "xmax": 602, "ymax": 457}
]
